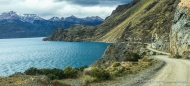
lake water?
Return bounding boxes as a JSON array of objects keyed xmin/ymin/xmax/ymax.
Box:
[{"xmin": 0, "ymin": 37, "xmax": 109, "ymax": 76}]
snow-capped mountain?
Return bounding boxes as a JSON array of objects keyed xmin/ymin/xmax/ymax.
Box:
[
  {"xmin": 0, "ymin": 11, "xmax": 21, "ymax": 20},
  {"xmin": 0, "ymin": 11, "xmax": 104, "ymax": 23},
  {"xmin": 64, "ymin": 15, "xmax": 79, "ymax": 23},
  {"xmin": 84, "ymin": 16, "xmax": 104, "ymax": 22},
  {"xmin": 0, "ymin": 11, "xmax": 104, "ymax": 39},
  {"xmin": 0, "ymin": 11, "xmax": 44, "ymax": 23},
  {"xmin": 48, "ymin": 15, "xmax": 104, "ymax": 24},
  {"xmin": 48, "ymin": 17, "xmax": 61, "ymax": 21},
  {"xmin": 21, "ymin": 14, "xmax": 44, "ymax": 23}
]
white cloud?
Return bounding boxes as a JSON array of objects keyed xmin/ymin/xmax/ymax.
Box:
[{"xmin": 0, "ymin": 0, "xmax": 128, "ymax": 19}]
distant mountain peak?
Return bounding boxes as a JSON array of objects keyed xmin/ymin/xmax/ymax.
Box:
[
  {"xmin": 49, "ymin": 17, "xmax": 61, "ymax": 21},
  {"xmin": 69, "ymin": 15, "xmax": 77, "ymax": 18},
  {"xmin": 85, "ymin": 16, "xmax": 104, "ymax": 21},
  {"xmin": 0, "ymin": 11, "xmax": 104, "ymax": 24},
  {"xmin": 21, "ymin": 13, "xmax": 44, "ymax": 23},
  {"xmin": 0, "ymin": 11, "xmax": 20, "ymax": 20},
  {"xmin": 4, "ymin": 11, "xmax": 17, "ymax": 15}
]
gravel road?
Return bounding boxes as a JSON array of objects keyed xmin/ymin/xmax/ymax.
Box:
[
  {"xmin": 142, "ymin": 55, "xmax": 189, "ymax": 86},
  {"xmin": 142, "ymin": 44, "xmax": 190, "ymax": 86}
]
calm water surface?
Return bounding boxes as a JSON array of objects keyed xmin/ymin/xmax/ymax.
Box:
[{"xmin": 0, "ymin": 37, "xmax": 109, "ymax": 76}]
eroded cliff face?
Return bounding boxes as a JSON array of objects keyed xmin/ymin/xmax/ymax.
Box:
[
  {"xmin": 91, "ymin": 43, "xmax": 146, "ymax": 68},
  {"xmin": 170, "ymin": 0, "xmax": 190, "ymax": 58}
]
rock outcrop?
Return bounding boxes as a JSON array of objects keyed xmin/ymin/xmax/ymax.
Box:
[
  {"xmin": 43, "ymin": 25, "xmax": 96, "ymax": 42},
  {"xmin": 91, "ymin": 43, "xmax": 146, "ymax": 68},
  {"xmin": 170, "ymin": 0, "xmax": 190, "ymax": 58}
]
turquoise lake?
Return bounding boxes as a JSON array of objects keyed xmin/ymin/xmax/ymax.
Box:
[{"xmin": 0, "ymin": 37, "xmax": 109, "ymax": 76}]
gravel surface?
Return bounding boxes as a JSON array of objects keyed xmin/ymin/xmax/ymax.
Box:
[
  {"xmin": 88, "ymin": 58, "xmax": 165, "ymax": 86},
  {"xmin": 143, "ymin": 56, "xmax": 190, "ymax": 86}
]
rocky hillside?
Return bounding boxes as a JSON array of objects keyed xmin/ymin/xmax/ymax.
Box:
[
  {"xmin": 44, "ymin": 0, "xmax": 179, "ymax": 44},
  {"xmin": 43, "ymin": 25, "xmax": 96, "ymax": 42},
  {"xmin": 170, "ymin": 0, "xmax": 190, "ymax": 58},
  {"xmin": 0, "ymin": 11, "xmax": 103, "ymax": 39},
  {"xmin": 91, "ymin": 43, "xmax": 146, "ymax": 68}
]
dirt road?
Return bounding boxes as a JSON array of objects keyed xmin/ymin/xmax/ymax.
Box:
[
  {"xmin": 142, "ymin": 44, "xmax": 190, "ymax": 86},
  {"xmin": 142, "ymin": 55, "xmax": 190, "ymax": 86},
  {"xmin": 146, "ymin": 44, "xmax": 170, "ymax": 55}
]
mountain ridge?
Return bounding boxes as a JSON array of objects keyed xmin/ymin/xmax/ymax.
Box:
[
  {"xmin": 0, "ymin": 11, "xmax": 104, "ymax": 23},
  {"xmin": 44, "ymin": 0, "xmax": 179, "ymax": 43},
  {"xmin": 0, "ymin": 11, "xmax": 104, "ymax": 39}
]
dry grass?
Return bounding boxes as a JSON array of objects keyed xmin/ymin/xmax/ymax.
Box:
[{"xmin": 97, "ymin": 0, "xmax": 155, "ymax": 42}]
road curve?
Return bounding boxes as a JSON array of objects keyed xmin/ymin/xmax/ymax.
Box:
[
  {"xmin": 142, "ymin": 55, "xmax": 190, "ymax": 86},
  {"xmin": 146, "ymin": 44, "xmax": 170, "ymax": 55},
  {"xmin": 143, "ymin": 44, "xmax": 190, "ymax": 86}
]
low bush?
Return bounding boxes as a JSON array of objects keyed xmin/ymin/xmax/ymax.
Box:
[
  {"xmin": 123, "ymin": 53, "xmax": 141, "ymax": 62},
  {"xmin": 24, "ymin": 66, "xmax": 79, "ymax": 80},
  {"xmin": 24, "ymin": 67, "xmax": 39, "ymax": 75},
  {"xmin": 112, "ymin": 62, "xmax": 121, "ymax": 67},
  {"xmin": 141, "ymin": 57, "xmax": 153, "ymax": 62},
  {"xmin": 173, "ymin": 54, "xmax": 182, "ymax": 59},
  {"xmin": 112, "ymin": 66, "xmax": 126, "ymax": 76},
  {"xmin": 90, "ymin": 67, "xmax": 110, "ymax": 81},
  {"xmin": 79, "ymin": 65, "xmax": 88, "ymax": 72},
  {"xmin": 82, "ymin": 75, "xmax": 96, "ymax": 85},
  {"xmin": 64, "ymin": 66, "xmax": 79, "ymax": 78},
  {"xmin": 152, "ymin": 52, "xmax": 156, "ymax": 55},
  {"xmin": 48, "ymin": 73, "xmax": 59, "ymax": 80}
]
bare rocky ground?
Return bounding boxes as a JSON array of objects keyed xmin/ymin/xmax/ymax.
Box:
[
  {"xmin": 143, "ymin": 56, "xmax": 190, "ymax": 86},
  {"xmin": 0, "ymin": 73, "xmax": 69, "ymax": 86}
]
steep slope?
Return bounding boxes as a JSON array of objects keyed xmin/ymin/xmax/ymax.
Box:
[
  {"xmin": 170, "ymin": 0, "xmax": 190, "ymax": 58},
  {"xmin": 44, "ymin": 0, "xmax": 179, "ymax": 44}
]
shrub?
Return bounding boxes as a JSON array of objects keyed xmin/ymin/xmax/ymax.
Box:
[
  {"xmin": 141, "ymin": 52, "xmax": 147, "ymax": 56},
  {"xmin": 112, "ymin": 62, "xmax": 121, "ymax": 67},
  {"xmin": 110, "ymin": 70, "xmax": 120, "ymax": 77},
  {"xmin": 142, "ymin": 57, "xmax": 153, "ymax": 62},
  {"xmin": 123, "ymin": 53, "xmax": 141, "ymax": 62},
  {"xmin": 152, "ymin": 52, "xmax": 156, "ymax": 55},
  {"xmin": 79, "ymin": 65, "xmax": 88, "ymax": 72},
  {"xmin": 122, "ymin": 67, "xmax": 132, "ymax": 74},
  {"xmin": 173, "ymin": 54, "xmax": 182, "ymax": 59},
  {"xmin": 47, "ymin": 73, "xmax": 59, "ymax": 80},
  {"xmin": 64, "ymin": 66, "xmax": 79, "ymax": 78},
  {"xmin": 24, "ymin": 67, "xmax": 39, "ymax": 75},
  {"xmin": 112, "ymin": 67, "xmax": 125, "ymax": 76},
  {"xmin": 82, "ymin": 75, "xmax": 96, "ymax": 85},
  {"xmin": 52, "ymin": 68, "xmax": 65, "ymax": 79},
  {"xmin": 90, "ymin": 67, "xmax": 110, "ymax": 81}
]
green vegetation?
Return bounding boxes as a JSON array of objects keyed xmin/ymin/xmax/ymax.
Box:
[
  {"xmin": 82, "ymin": 75, "xmax": 96, "ymax": 85},
  {"xmin": 63, "ymin": 66, "xmax": 78, "ymax": 78},
  {"xmin": 141, "ymin": 57, "xmax": 153, "ymax": 62},
  {"xmin": 90, "ymin": 67, "xmax": 110, "ymax": 81},
  {"xmin": 122, "ymin": 53, "xmax": 141, "ymax": 61},
  {"xmin": 112, "ymin": 62, "xmax": 121, "ymax": 67},
  {"xmin": 173, "ymin": 54, "xmax": 182, "ymax": 59},
  {"xmin": 110, "ymin": 66, "xmax": 126, "ymax": 77},
  {"xmin": 23, "ymin": 54, "xmax": 156, "ymax": 86},
  {"xmin": 24, "ymin": 65, "xmax": 88, "ymax": 80},
  {"xmin": 82, "ymin": 67, "xmax": 110, "ymax": 85}
]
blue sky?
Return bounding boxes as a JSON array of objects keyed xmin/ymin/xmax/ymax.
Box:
[{"xmin": 0, "ymin": 0, "xmax": 132, "ymax": 19}]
